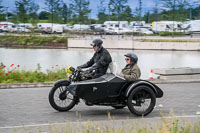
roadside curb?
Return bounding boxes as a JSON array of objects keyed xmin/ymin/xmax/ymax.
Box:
[
  {"xmin": 1, "ymin": 79, "xmax": 200, "ymax": 89},
  {"xmin": 0, "ymin": 82, "xmax": 54, "ymax": 89}
]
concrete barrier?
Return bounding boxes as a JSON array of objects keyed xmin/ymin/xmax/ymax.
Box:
[
  {"xmin": 68, "ymin": 38, "xmax": 200, "ymax": 51},
  {"xmin": 153, "ymin": 67, "xmax": 200, "ymax": 80}
]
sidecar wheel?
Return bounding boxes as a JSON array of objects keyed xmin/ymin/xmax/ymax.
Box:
[
  {"xmin": 127, "ymin": 85, "xmax": 156, "ymax": 116},
  {"xmin": 49, "ymin": 84, "xmax": 77, "ymax": 112}
]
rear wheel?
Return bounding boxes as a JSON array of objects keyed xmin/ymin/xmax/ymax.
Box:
[
  {"xmin": 49, "ymin": 84, "xmax": 77, "ymax": 112},
  {"xmin": 127, "ymin": 85, "xmax": 156, "ymax": 116}
]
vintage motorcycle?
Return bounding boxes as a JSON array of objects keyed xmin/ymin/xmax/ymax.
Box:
[{"xmin": 48, "ymin": 65, "xmax": 163, "ymax": 116}]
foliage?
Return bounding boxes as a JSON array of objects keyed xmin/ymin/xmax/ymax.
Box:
[
  {"xmin": 70, "ymin": 0, "xmax": 91, "ymax": 24},
  {"xmin": 2, "ymin": 0, "xmax": 200, "ymax": 24},
  {"xmin": 0, "ymin": 35, "xmax": 68, "ymax": 45},
  {"xmin": 15, "ymin": 0, "xmax": 39, "ymax": 23},
  {"xmin": 44, "ymin": 0, "xmax": 62, "ymax": 23},
  {"xmin": 108, "ymin": 0, "xmax": 132, "ymax": 21},
  {"xmin": 0, "ymin": 0, "xmax": 5, "ymax": 21},
  {"xmin": 38, "ymin": 11, "xmax": 50, "ymax": 20},
  {"xmin": 0, "ymin": 63, "xmax": 67, "ymax": 83}
]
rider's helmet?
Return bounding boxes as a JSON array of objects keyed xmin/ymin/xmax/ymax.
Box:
[
  {"xmin": 90, "ymin": 39, "xmax": 103, "ymax": 48},
  {"xmin": 124, "ymin": 53, "xmax": 138, "ymax": 64}
]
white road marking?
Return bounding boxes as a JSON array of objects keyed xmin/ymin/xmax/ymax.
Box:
[{"xmin": 0, "ymin": 115, "xmax": 199, "ymax": 130}]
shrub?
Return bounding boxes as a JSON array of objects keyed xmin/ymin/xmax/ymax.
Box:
[{"xmin": 0, "ymin": 63, "xmax": 67, "ymax": 83}]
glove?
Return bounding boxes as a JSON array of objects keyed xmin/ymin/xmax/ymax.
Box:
[
  {"xmin": 86, "ymin": 63, "xmax": 97, "ymax": 72},
  {"xmin": 76, "ymin": 66, "xmax": 82, "ymax": 71},
  {"xmin": 77, "ymin": 64, "xmax": 88, "ymax": 71}
]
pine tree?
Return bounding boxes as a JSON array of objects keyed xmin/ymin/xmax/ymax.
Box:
[
  {"xmin": 70, "ymin": 0, "xmax": 91, "ymax": 24},
  {"xmin": 108, "ymin": 0, "xmax": 129, "ymax": 20},
  {"xmin": 44, "ymin": 0, "xmax": 61, "ymax": 23},
  {"xmin": 97, "ymin": 0, "xmax": 108, "ymax": 23},
  {"xmin": 15, "ymin": 0, "xmax": 39, "ymax": 23},
  {"xmin": 0, "ymin": 0, "xmax": 5, "ymax": 21}
]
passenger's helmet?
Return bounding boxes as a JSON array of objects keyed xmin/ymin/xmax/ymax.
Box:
[
  {"xmin": 125, "ymin": 53, "xmax": 138, "ymax": 64},
  {"xmin": 90, "ymin": 39, "xmax": 103, "ymax": 47}
]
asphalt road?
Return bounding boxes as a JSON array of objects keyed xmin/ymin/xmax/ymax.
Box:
[{"xmin": 0, "ymin": 82, "xmax": 200, "ymax": 132}]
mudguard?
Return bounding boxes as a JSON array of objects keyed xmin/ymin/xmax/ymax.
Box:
[
  {"xmin": 54, "ymin": 79, "xmax": 71, "ymax": 86},
  {"xmin": 125, "ymin": 80, "xmax": 163, "ymax": 98}
]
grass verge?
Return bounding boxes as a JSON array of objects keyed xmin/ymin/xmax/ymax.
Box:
[{"xmin": 0, "ymin": 35, "xmax": 68, "ymax": 46}]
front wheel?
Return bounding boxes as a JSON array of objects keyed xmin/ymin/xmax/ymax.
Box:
[
  {"xmin": 127, "ymin": 85, "xmax": 156, "ymax": 116},
  {"xmin": 49, "ymin": 83, "xmax": 77, "ymax": 112}
]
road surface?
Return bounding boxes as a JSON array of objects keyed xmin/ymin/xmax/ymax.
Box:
[{"xmin": 0, "ymin": 82, "xmax": 200, "ymax": 132}]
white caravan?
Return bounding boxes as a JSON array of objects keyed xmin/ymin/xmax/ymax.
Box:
[
  {"xmin": 130, "ymin": 21, "xmax": 145, "ymax": 27},
  {"xmin": 18, "ymin": 23, "xmax": 34, "ymax": 28},
  {"xmin": 152, "ymin": 21, "xmax": 182, "ymax": 33},
  {"xmin": 104, "ymin": 21, "xmax": 129, "ymax": 34},
  {"xmin": 104, "ymin": 21, "xmax": 129, "ymax": 29},
  {"xmin": 72, "ymin": 24, "xmax": 90, "ymax": 30},
  {"xmin": 182, "ymin": 20, "xmax": 200, "ymax": 34},
  {"xmin": 37, "ymin": 23, "xmax": 63, "ymax": 33}
]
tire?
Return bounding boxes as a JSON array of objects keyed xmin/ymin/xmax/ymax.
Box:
[
  {"xmin": 127, "ymin": 85, "xmax": 156, "ymax": 116},
  {"xmin": 112, "ymin": 105, "xmax": 126, "ymax": 109},
  {"xmin": 49, "ymin": 83, "xmax": 77, "ymax": 112}
]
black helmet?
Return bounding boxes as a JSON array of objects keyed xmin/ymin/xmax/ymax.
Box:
[
  {"xmin": 91, "ymin": 39, "xmax": 103, "ymax": 47},
  {"xmin": 125, "ymin": 53, "xmax": 138, "ymax": 64}
]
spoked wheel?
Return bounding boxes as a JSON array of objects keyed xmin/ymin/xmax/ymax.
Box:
[
  {"xmin": 49, "ymin": 84, "xmax": 77, "ymax": 112},
  {"xmin": 127, "ymin": 85, "xmax": 156, "ymax": 116}
]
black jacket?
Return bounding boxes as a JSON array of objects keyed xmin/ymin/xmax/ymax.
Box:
[{"xmin": 81, "ymin": 47, "xmax": 112, "ymax": 78}]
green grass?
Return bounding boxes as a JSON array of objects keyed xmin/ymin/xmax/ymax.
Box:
[
  {"xmin": 0, "ymin": 63, "xmax": 67, "ymax": 83},
  {"xmin": 12, "ymin": 113, "xmax": 200, "ymax": 133},
  {"xmin": 0, "ymin": 35, "xmax": 68, "ymax": 46}
]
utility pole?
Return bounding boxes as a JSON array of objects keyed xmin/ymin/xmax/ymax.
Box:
[
  {"xmin": 172, "ymin": 0, "xmax": 175, "ymax": 38},
  {"xmin": 139, "ymin": 0, "xmax": 142, "ymax": 20},
  {"xmin": 5, "ymin": 7, "xmax": 8, "ymax": 23},
  {"xmin": 190, "ymin": 6, "xmax": 192, "ymax": 20}
]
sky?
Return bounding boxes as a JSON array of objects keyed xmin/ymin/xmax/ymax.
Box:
[{"xmin": 1, "ymin": 0, "xmax": 199, "ymax": 18}]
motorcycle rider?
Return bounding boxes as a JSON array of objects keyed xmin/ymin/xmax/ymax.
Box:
[
  {"xmin": 117, "ymin": 53, "xmax": 141, "ymax": 82},
  {"xmin": 77, "ymin": 39, "xmax": 112, "ymax": 78}
]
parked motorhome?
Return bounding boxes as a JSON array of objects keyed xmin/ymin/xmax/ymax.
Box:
[
  {"xmin": 152, "ymin": 21, "xmax": 182, "ymax": 33},
  {"xmin": 37, "ymin": 23, "xmax": 63, "ymax": 33},
  {"xmin": 130, "ymin": 21, "xmax": 145, "ymax": 27},
  {"xmin": 103, "ymin": 21, "xmax": 129, "ymax": 34},
  {"xmin": 104, "ymin": 21, "xmax": 129, "ymax": 29},
  {"xmin": 72, "ymin": 24, "xmax": 90, "ymax": 30},
  {"xmin": 182, "ymin": 20, "xmax": 200, "ymax": 34},
  {"xmin": 18, "ymin": 23, "xmax": 34, "ymax": 28}
]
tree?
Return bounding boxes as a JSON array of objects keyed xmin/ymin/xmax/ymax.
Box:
[
  {"xmin": 161, "ymin": 0, "xmax": 189, "ymax": 21},
  {"xmin": 70, "ymin": 0, "xmax": 91, "ymax": 24},
  {"xmin": 44, "ymin": 0, "xmax": 61, "ymax": 23},
  {"xmin": 39, "ymin": 11, "xmax": 50, "ymax": 20},
  {"xmin": 97, "ymin": 0, "xmax": 108, "ymax": 23},
  {"xmin": 108, "ymin": 0, "xmax": 128, "ymax": 20},
  {"xmin": 0, "ymin": 0, "xmax": 5, "ymax": 21},
  {"xmin": 15, "ymin": 0, "xmax": 39, "ymax": 23},
  {"xmin": 59, "ymin": 1, "xmax": 72, "ymax": 24},
  {"xmin": 119, "ymin": 6, "xmax": 133, "ymax": 21}
]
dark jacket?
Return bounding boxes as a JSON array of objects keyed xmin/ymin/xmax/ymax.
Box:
[
  {"xmin": 121, "ymin": 63, "xmax": 141, "ymax": 82},
  {"xmin": 81, "ymin": 47, "xmax": 112, "ymax": 78}
]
